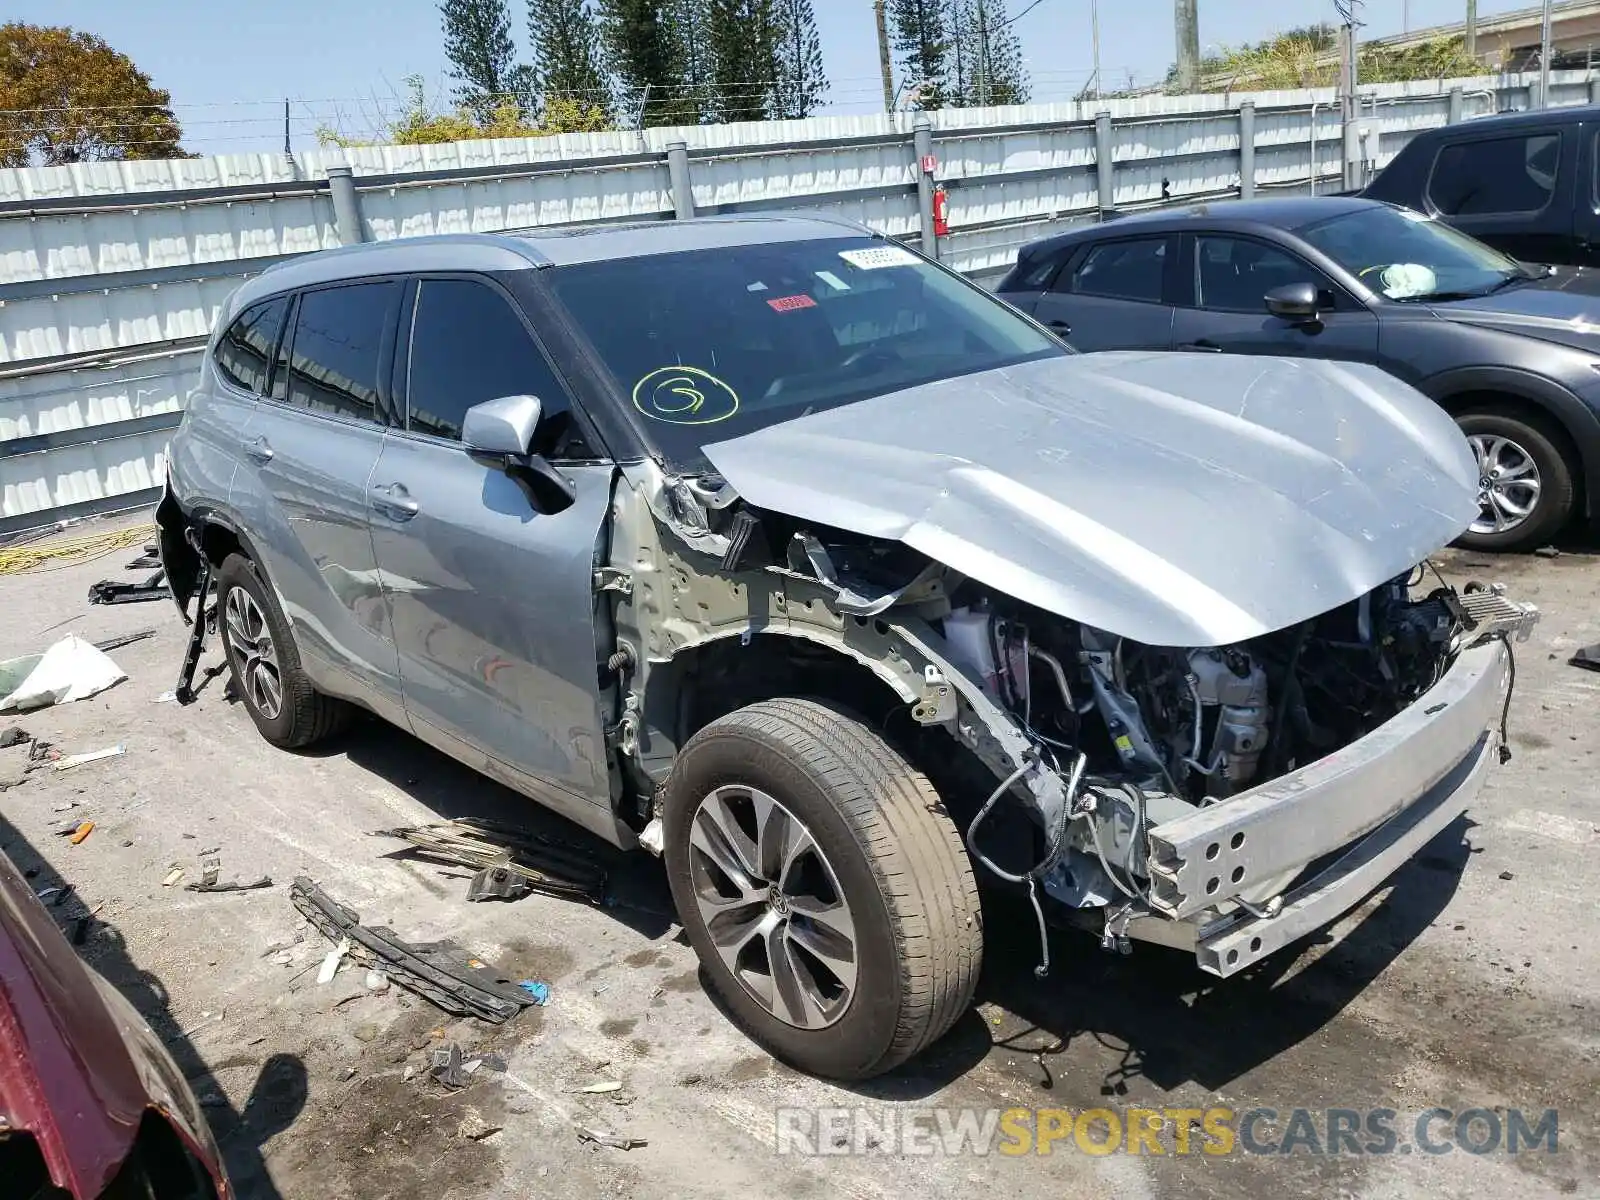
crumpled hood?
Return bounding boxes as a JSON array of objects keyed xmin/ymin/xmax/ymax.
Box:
[{"xmin": 703, "ymin": 352, "xmax": 1479, "ymax": 647}]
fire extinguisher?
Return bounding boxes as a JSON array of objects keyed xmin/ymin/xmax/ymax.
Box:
[{"xmin": 932, "ymin": 185, "xmax": 950, "ymax": 238}]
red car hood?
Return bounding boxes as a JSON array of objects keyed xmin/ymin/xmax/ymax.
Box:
[{"xmin": 0, "ymin": 850, "xmax": 225, "ymax": 1196}]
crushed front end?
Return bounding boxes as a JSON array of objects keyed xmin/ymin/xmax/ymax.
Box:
[{"xmin": 936, "ymin": 570, "xmax": 1538, "ymax": 976}]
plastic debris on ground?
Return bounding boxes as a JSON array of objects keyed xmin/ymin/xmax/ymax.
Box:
[
  {"xmin": 68, "ymin": 821, "xmax": 94, "ymax": 845},
  {"xmin": 0, "ymin": 635, "xmax": 127, "ymax": 713},
  {"xmin": 576, "ymin": 1127, "xmax": 647, "ymax": 1150},
  {"xmin": 577, "ymin": 1081, "xmax": 623, "ymax": 1095},
  {"xmin": 53, "ymin": 744, "xmax": 125, "ymax": 771},
  {"xmin": 161, "ymin": 866, "xmax": 185, "ymax": 887},
  {"xmin": 519, "ymin": 980, "xmax": 551, "ymax": 1005},
  {"xmin": 316, "ymin": 937, "xmax": 351, "ymax": 984},
  {"xmin": 290, "ymin": 876, "xmax": 542, "ymax": 1023},
  {"xmin": 369, "ymin": 816, "xmax": 606, "ymax": 903},
  {"xmin": 185, "ymin": 854, "xmax": 272, "ymax": 893}
]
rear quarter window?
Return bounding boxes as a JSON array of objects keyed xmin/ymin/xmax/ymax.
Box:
[
  {"xmin": 1427, "ymin": 132, "xmax": 1560, "ymax": 216},
  {"xmin": 213, "ymin": 296, "xmax": 288, "ymax": 395}
]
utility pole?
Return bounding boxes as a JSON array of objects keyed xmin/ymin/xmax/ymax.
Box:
[
  {"xmin": 1091, "ymin": 0, "xmax": 1102, "ymax": 100},
  {"xmin": 1340, "ymin": 16, "xmax": 1361, "ymax": 189},
  {"xmin": 1540, "ymin": 0, "xmax": 1553, "ymax": 107},
  {"xmin": 874, "ymin": 0, "xmax": 895, "ymax": 113},
  {"xmin": 1465, "ymin": 0, "xmax": 1477, "ymax": 59},
  {"xmin": 1173, "ymin": 0, "xmax": 1199, "ymax": 92}
]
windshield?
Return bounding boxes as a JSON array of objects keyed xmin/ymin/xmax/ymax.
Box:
[
  {"xmin": 1298, "ymin": 205, "xmax": 1526, "ymax": 301},
  {"xmin": 546, "ymin": 235, "xmax": 1068, "ymax": 469}
]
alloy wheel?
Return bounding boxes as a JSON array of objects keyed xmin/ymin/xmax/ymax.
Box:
[
  {"xmin": 1467, "ymin": 432, "xmax": 1543, "ymax": 536},
  {"xmin": 224, "ymin": 586, "xmax": 284, "ymax": 720},
  {"xmin": 685, "ymin": 785, "xmax": 858, "ymax": 1030}
]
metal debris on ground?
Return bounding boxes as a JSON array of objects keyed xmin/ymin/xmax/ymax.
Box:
[
  {"xmin": 369, "ymin": 816, "xmax": 606, "ymax": 903},
  {"xmin": 93, "ymin": 629, "xmax": 158, "ymax": 654},
  {"xmin": 465, "ymin": 865, "xmax": 533, "ymax": 903},
  {"xmin": 53, "ymin": 744, "xmax": 125, "ymax": 771},
  {"xmin": 87, "ymin": 568, "xmax": 171, "ymax": 605},
  {"xmin": 184, "ymin": 855, "xmax": 272, "ymax": 893},
  {"xmin": 1571, "ymin": 644, "xmax": 1600, "ymax": 673},
  {"xmin": 576, "ymin": 1127, "xmax": 647, "ymax": 1150},
  {"xmin": 290, "ymin": 876, "xmax": 541, "ymax": 1024}
]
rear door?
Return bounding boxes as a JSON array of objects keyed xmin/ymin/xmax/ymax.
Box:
[
  {"xmin": 1424, "ymin": 127, "xmax": 1572, "ymax": 264},
  {"xmin": 1170, "ymin": 233, "xmax": 1380, "ymax": 361},
  {"xmin": 228, "ymin": 279, "xmax": 405, "ymax": 717},
  {"xmin": 1030, "ymin": 234, "xmax": 1178, "ymax": 350},
  {"xmin": 368, "ymin": 274, "xmax": 615, "ymax": 810}
]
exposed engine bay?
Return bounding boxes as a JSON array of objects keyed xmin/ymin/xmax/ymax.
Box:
[{"xmin": 945, "ymin": 568, "xmax": 1470, "ymax": 807}]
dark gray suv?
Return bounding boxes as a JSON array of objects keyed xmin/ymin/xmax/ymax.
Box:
[{"xmin": 158, "ymin": 214, "xmax": 1535, "ymax": 1080}]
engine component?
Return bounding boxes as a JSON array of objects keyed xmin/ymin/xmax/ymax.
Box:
[
  {"xmin": 1186, "ymin": 648, "xmax": 1270, "ymax": 793},
  {"xmin": 1080, "ymin": 627, "xmax": 1169, "ymax": 786}
]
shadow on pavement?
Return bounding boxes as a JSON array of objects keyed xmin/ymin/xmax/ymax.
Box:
[{"xmin": 0, "ymin": 811, "xmax": 306, "ymax": 1199}]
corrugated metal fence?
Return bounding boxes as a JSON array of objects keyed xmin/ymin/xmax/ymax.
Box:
[{"xmin": 2, "ymin": 68, "xmax": 1594, "ymax": 533}]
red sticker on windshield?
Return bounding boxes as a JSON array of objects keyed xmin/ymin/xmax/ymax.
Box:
[{"xmin": 766, "ymin": 293, "xmax": 817, "ymax": 312}]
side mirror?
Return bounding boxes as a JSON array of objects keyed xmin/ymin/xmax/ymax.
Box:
[
  {"xmin": 463, "ymin": 394, "xmax": 541, "ymax": 456},
  {"xmin": 462, "ymin": 394, "xmax": 576, "ymax": 511},
  {"xmin": 1264, "ymin": 281, "xmax": 1320, "ymax": 322}
]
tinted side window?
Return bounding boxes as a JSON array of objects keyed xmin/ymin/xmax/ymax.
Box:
[
  {"xmin": 1428, "ymin": 133, "xmax": 1559, "ymax": 215},
  {"xmin": 1068, "ymin": 238, "xmax": 1168, "ymax": 302},
  {"xmin": 285, "ymin": 282, "xmax": 401, "ymax": 424},
  {"xmin": 214, "ymin": 297, "xmax": 288, "ymax": 395},
  {"xmin": 1196, "ymin": 237, "xmax": 1330, "ymax": 311},
  {"xmin": 406, "ymin": 278, "xmax": 592, "ymax": 456}
]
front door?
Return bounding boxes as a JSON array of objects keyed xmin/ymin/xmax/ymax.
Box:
[
  {"xmin": 230, "ymin": 279, "xmax": 406, "ymax": 718},
  {"xmin": 1171, "ymin": 234, "xmax": 1380, "ymax": 361},
  {"xmin": 367, "ymin": 275, "xmax": 615, "ymax": 813}
]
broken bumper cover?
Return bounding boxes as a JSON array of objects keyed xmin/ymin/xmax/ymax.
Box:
[{"xmin": 1145, "ymin": 638, "xmax": 1511, "ymax": 978}]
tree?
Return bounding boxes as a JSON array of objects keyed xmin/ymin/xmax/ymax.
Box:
[
  {"xmin": 316, "ymin": 74, "xmax": 608, "ymax": 147},
  {"xmin": 0, "ymin": 23, "xmax": 185, "ymax": 166},
  {"xmin": 945, "ymin": 0, "xmax": 1027, "ymax": 107},
  {"xmin": 771, "ymin": 0, "xmax": 827, "ymax": 118},
  {"xmin": 599, "ymin": 0, "xmax": 701, "ymax": 125},
  {"xmin": 529, "ymin": 0, "xmax": 612, "ymax": 117},
  {"xmin": 707, "ymin": 0, "xmax": 779, "ymax": 122},
  {"xmin": 889, "ymin": 0, "xmax": 949, "ymax": 109},
  {"xmin": 440, "ymin": 0, "xmax": 527, "ymax": 118},
  {"xmin": 672, "ymin": 0, "xmax": 715, "ymax": 122}
]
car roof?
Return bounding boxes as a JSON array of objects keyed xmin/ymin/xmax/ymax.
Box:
[
  {"xmin": 1015, "ymin": 195, "xmax": 1388, "ymax": 258},
  {"xmin": 227, "ymin": 212, "xmax": 873, "ymax": 315},
  {"xmin": 1429, "ymin": 102, "xmax": 1600, "ymax": 133}
]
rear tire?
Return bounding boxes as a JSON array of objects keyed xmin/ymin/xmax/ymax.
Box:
[
  {"xmin": 215, "ymin": 553, "xmax": 350, "ymax": 749},
  {"xmin": 1454, "ymin": 409, "xmax": 1576, "ymax": 553},
  {"xmin": 662, "ymin": 698, "xmax": 982, "ymax": 1081}
]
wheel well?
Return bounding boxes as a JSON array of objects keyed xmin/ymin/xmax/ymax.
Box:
[
  {"xmin": 648, "ymin": 633, "xmax": 1007, "ymax": 840},
  {"xmin": 1436, "ymin": 389, "xmax": 1587, "ymax": 510},
  {"xmin": 198, "ymin": 522, "xmax": 243, "ymax": 567}
]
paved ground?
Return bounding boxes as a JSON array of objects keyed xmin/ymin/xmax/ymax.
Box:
[{"xmin": 1, "ymin": 512, "xmax": 1596, "ymax": 1200}]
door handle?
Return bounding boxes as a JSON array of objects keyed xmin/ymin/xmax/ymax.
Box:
[
  {"xmin": 370, "ymin": 483, "xmax": 420, "ymax": 520},
  {"xmin": 1047, "ymin": 319, "xmax": 1072, "ymax": 335},
  {"xmin": 243, "ymin": 435, "xmax": 274, "ymax": 463},
  {"xmin": 1181, "ymin": 339, "xmax": 1223, "ymax": 352}
]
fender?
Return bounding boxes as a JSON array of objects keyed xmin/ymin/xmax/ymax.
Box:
[{"xmin": 1420, "ymin": 364, "xmax": 1600, "ymax": 518}]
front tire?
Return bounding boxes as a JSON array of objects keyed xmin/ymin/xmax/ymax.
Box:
[
  {"xmin": 216, "ymin": 553, "xmax": 349, "ymax": 749},
  {"xmin": 662, "ymin": 698, "xmax": 982, "ymax": 1081},
  {"xmin": 1455, "ymin": 409, "xmax": 1576, "ymax": 553}
]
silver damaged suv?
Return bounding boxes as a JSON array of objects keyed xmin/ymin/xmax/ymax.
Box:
[{"xmin": 158, "ymin": 214, "xmax": 1538, "ymax": 1080}]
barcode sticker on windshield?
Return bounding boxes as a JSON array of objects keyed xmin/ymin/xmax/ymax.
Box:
[{"xmin": 839, "ymin": 246, "xmax": 918, "ymax": 270}]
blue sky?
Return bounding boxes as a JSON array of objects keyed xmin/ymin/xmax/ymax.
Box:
[{"xmin": 26, "ymin": 1, "xmax": 1532, "ymax": 153}]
